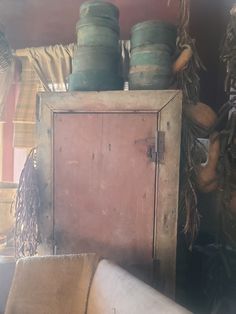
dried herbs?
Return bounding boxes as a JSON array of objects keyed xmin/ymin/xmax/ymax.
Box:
[
  {"xmin": 217, "ymin": 98, "xmax": 236, "ymax": 248},
  {"xmin": 176, "ymin": 0, "xmax": 204, "ymax": 105},
  {"xmin": 15, "ymin": 148, "xmax": 40, "ymax": 258},
  {"xmin": 177, "ymin": 0, "xmax": 205, "ymax": 247},
  {"xmin": 221, "ymin": 6, "xmax": 236, "ymax": 93}
]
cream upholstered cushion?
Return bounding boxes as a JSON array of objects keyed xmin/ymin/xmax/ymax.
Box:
[
  {"xmin": 0, "ymin": 257, "xmax": 15, "ymax": 314},
  {"xmin": 87, "ymin": 260, "xmax": 191, "ymax": 314},
  {"xmin": 5, "ymin": 254, "xmax": 100, "ymax": 314}
]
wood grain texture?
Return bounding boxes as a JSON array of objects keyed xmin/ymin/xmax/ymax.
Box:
[
  {"xmin": 154, "ymin": 91, "xmax": 182, "ymax": 297},
  {"xmin": 38, "ymin": 90, "xmax": 180, "ymax": 113},
  {"xmin": 36, "ymin": 97, "xmax": 54, "ymax": 255},
  {"xmin": 53, "ymin": 113, "xmax": 156, "ymax": 269}
]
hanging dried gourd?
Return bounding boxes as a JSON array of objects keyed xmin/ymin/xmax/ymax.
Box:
[
  {"xmin": 173, "ymin": 44, "xmax": 193, "ymax": 74},
  {"xmin": 184, "ymin": 102, "xmax": 217, "ymax": 136}
]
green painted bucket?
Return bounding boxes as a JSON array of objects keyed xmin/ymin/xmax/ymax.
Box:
[
  {"xmin": 131, "ymin": 20, "xmax": 177, "ymax": 53},
  {"xmin": 80, "ymin": 0, "xmax": 119, "ymax": 21},
  {"xmin": 76, "ymin": 17, "xmax": 120, "ymax": 50},
  {"xmin": 129, "ymin": 72, "xmax": 173, "ymax": 90},
  {"xmin": 68, "ymin": 71, "xmax": 123, "ymax": 91},
  {"xmin": 72, "ymin": 47, "xmax": 120, "ymax": 72},
  {"xmin": 129, "ymin": 45, "xmax": 173, "ymax": 90}
]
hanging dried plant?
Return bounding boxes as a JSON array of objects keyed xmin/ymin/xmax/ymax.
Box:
[
  {"xmin": 176, "ymin": 0, "xmax": 204, "ymax": 104},
  {"xmin": 179, "ymin": 115, "xmax": 210, "ymax": 248},
  {"xmin": 221, "ymin": 6, "xmax": 236, "ymax": 94},
  {"xmin": 216, "ymin": 97, "xmax": 236, "ymax": 247},
  {"xmin": 15, "ymin": 148, "xmax": 40, "ymax": 258},
  {"xmin": 219, "ymin": 5, "xmax": 236, "ymax": 247},
  {"xmin": 177, "ymin": 0, "xmax": 206, "ymax": 247},
  {"xmin": 179, "ymin": 118, "xmax": 200, "ymax": 245}
]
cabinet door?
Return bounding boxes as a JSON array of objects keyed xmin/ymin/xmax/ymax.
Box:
[
  {"xmin": 54, "ymin": 113, "xmax": 157, "ymax": 275},
  {"xmin": 37, "ymin": 90, "xmax": 182, "ymax": 296}
]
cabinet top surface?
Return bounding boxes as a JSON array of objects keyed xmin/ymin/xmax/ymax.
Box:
[{"xmin": 37, "ymin": 90, "xmax": 182, "ymax": 115}]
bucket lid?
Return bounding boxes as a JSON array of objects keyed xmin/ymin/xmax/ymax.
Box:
[{"xmin": 80, "ymin": 0, "xmax": 119, "ymax": 20}]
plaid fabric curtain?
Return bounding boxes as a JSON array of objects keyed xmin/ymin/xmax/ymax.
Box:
[
  {"xmin": 16, "ymin": 44, "xmax": 75, "ymax": 92},
  {"xmin": 0, "ymin": 64, "xmax": 14, "ymax": 120},
  {"xmin": 14, "ymin": 43, "xmax": 76, "ymax": 147},
  {"xmin": 13, "ymin": 56, "xmax": 43, "ymax": 148},
  {"xmin": 13, "ymin": 41, "xmax": 131, "ymax": 148},
  {"xmin": 0, "ymin": 27, "xmax": 14, "ymax": 119}
]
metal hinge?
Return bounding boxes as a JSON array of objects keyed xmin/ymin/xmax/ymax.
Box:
[
  {"xmin": 157, "ymin": 131, "xmax": 165, "ymax": 164},
  {"xmin": 147, "ymin": 131, "xmax": 165, "ymax": 164}
]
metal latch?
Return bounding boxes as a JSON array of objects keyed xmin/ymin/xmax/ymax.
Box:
[
  {"xmin": 157, "ymin": 131, "xmax": 165, "ymax": 163},
  {"xmin": 147, "ymin": 131, "xmax": 165, "ymax": 164},
  {"xmin": 147, "ymin": 144, "xmax": 157, "ymax": 162}
]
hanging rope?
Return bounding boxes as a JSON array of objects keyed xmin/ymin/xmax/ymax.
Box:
[{"xmin": 15, "ymin": 148, "xmax": 40, "ymax": 258}]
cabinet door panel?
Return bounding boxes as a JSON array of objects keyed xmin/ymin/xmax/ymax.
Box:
[{"xmin": 54, "ymin": 113, "xmax": 157, "ymax": 270}]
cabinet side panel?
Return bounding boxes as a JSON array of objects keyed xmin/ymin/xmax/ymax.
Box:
[{"xmin": 154, "ymin": 95, "xmax": 182, "ymax": 297}]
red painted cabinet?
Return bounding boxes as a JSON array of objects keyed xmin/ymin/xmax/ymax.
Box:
[
  {"xmin": 37, "ymin": 90, "xmax": 182, "ymax": 296},
  {"xmin": 54, "ymin": 113, "xmax": 156, "ymax": 267}
]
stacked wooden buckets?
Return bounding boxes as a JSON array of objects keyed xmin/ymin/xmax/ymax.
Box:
[
  {"xmin": 69, "ymin": 0, "xmax": 123, "ymax": 91},
  {"xmin": 129, "ymin": 20, "xmax": 177, "ymax": 90}
]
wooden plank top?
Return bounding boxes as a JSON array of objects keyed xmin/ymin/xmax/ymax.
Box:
[{"xmin": 37, "ymin": 90, "xmax": 181, "ymax": 115}]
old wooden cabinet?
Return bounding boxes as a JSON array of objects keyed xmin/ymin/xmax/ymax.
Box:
[{"xmin": 36, "ymin": 90, "xmax": 182, "ymax": 297}]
